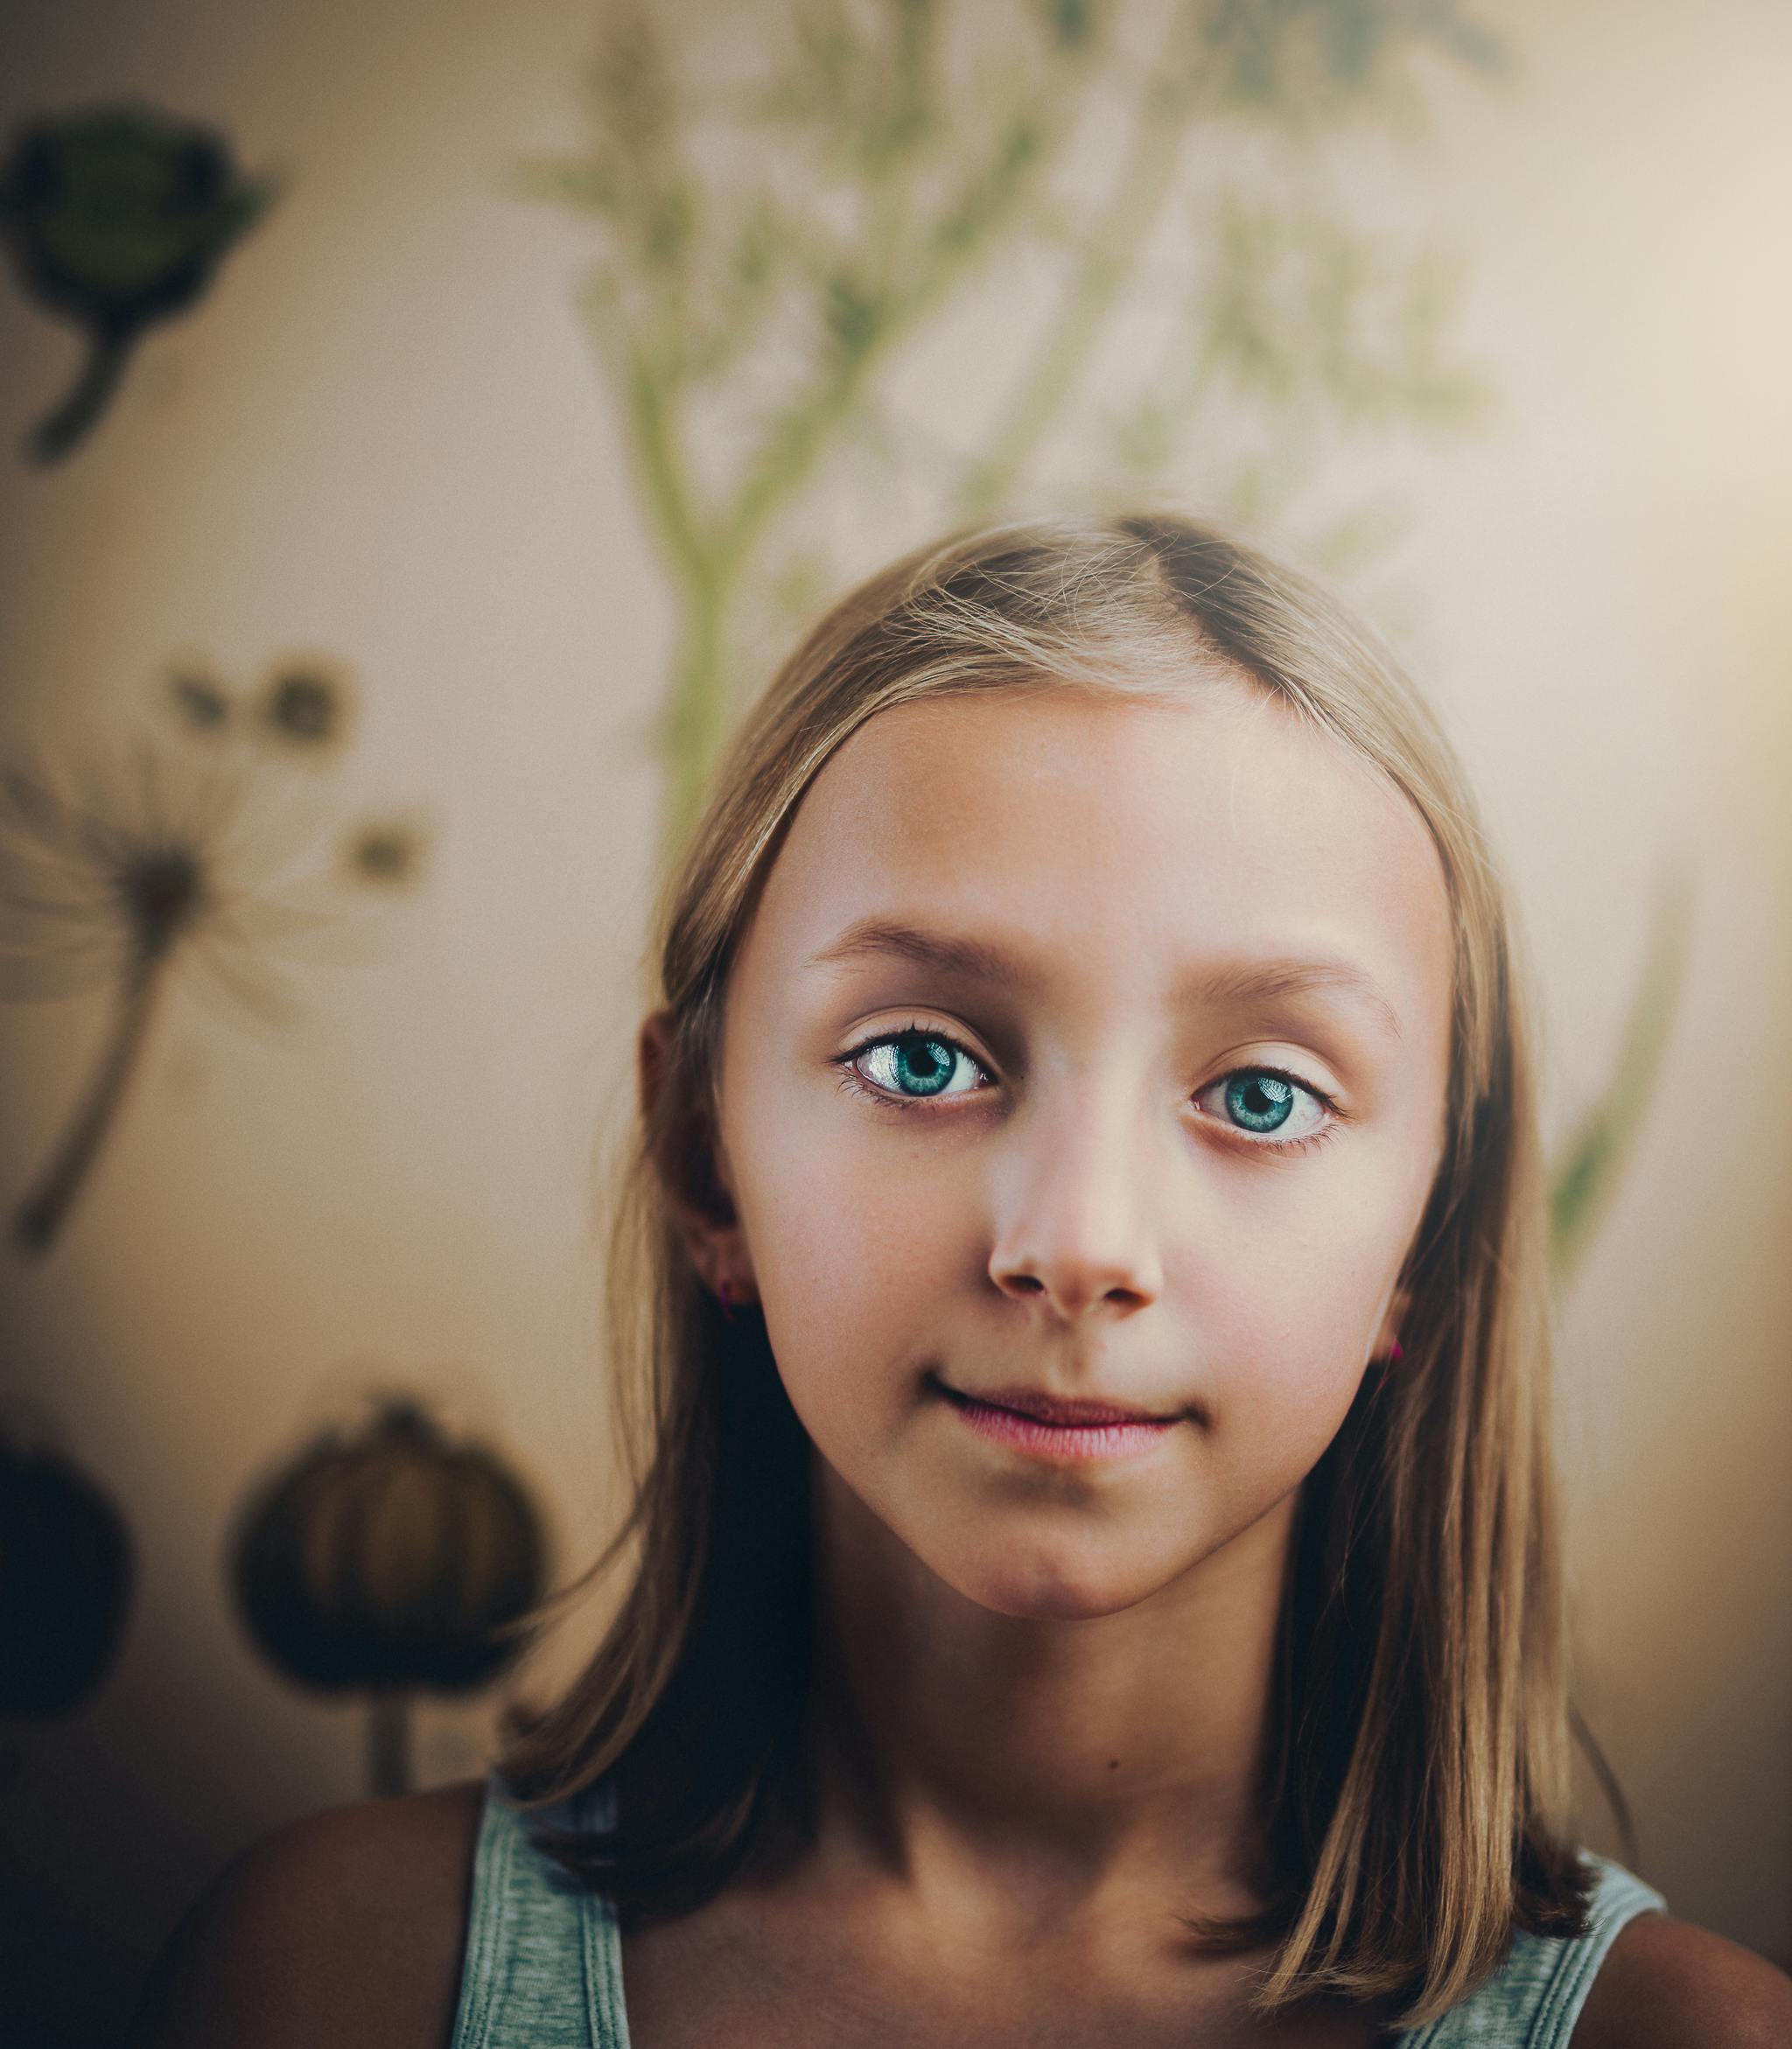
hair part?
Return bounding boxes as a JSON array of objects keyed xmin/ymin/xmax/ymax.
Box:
[{"xmin": 499, "ymin": 512, "xmax": 1597, "ymax": 2030}]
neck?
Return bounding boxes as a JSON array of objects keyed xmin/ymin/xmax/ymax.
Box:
[{"xmin": 801, "ymin": 1460, "xmax": 1300, "ymax": 1929}]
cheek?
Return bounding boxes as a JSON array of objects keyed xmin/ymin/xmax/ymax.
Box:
[
  {"xmin": 1177, "ymin": 1224, "xmax": 1389, "ymax": 1540},
  {"xmin": 1186, "ymin": 1159, "xmax": 1420, "ymax": 1427},
  {"xmin": 730, "ymin": 1101, "xmax": 964, "ymax": 1422},
  {"xmin": 1211, "ymin": 1199, "xmax": 1396, "ymax": 1344}
]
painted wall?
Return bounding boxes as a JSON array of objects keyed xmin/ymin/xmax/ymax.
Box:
[{"xmin": 1, "ymin": 1, "xmax": 1788, "ymax": 2040}]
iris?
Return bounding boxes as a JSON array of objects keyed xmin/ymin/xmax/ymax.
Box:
[
  {"xmin": 1225, "ymin": 1073, "xmax": 1294, "ymax": 1133},
  {"xmin": 884, "ymin": 1034, "xmax": 956, "ymax": 1097}
]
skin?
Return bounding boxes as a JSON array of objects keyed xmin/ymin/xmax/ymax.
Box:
[{"xmin": 645, "ymin": 677, "xmax": 1453, "ymax": 1999}]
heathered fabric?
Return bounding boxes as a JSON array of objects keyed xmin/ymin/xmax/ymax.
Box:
[{"xmin": 451, "ymin": 1772, "xmax": 1665, "ymax": 2048}]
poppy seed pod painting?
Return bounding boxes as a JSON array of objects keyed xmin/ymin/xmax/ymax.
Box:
[
  {"xmin": 228, "ymin": 1396, "xmax": 548, "ymax": 1796},
  {"xmin": 0, "ymin": 1425, "xmax": 134, "ymax": 1722}
]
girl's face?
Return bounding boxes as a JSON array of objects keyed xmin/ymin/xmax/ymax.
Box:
[{"xmin": 701, "ymin": 681, "xmax": 1453, "ymax": 1621}]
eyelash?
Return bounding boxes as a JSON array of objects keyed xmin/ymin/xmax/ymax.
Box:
[{"xmin": 830, "ymin": 1022, "xmax": 1344, "ymax": 1157}]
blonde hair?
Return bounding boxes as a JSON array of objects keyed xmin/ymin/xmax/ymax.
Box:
[{"xmin": 500, "ymin": 512, "xmax": 1596, "ymax": 2029}]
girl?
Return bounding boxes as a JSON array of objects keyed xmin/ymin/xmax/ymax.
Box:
[{"xmin": 130, "ymin": 514, "xmax": 1790, "ymax": 2048}]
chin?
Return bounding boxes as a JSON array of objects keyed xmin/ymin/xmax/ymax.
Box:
[{"xmin": 945, "ymin": 1543, "xmax": 1173, "ymax": 1622}]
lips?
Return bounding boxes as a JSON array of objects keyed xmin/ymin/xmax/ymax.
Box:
[{"xmin": 937, "ymin": 1381, "xmax": 1179, "ymax": 1427}]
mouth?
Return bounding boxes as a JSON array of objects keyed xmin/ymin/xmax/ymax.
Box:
[
  {"xmin": 930, "ymin": 1375, "xmax": 1185, "ymax": 1463},
  {"xmin": 941, "ymin": 1381, "xmax": 1179, "ymax": 1425}
]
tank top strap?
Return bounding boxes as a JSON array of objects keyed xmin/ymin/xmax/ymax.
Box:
[
  {"xmin": 451, "ymin": 1770, "xmax": 633, "ymax": 2049},
  {"xmin": 1399, "ymin": 1852, "xmax": 1668, "ymax": 2048}
]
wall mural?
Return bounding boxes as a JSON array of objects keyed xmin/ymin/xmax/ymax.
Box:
[
  {"xmin": 228, "ymin": 1394, "xmax": 549, "ymax": 1798},
  {"xmin": 0, "ymin": 0, "xmax": 1693, "ymax": 1862},
  {"xmin": 0, "ymin": 661, "xmax": 428, "ymax": 1259}
]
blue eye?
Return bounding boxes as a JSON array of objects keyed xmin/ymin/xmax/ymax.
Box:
[
  {"xmin": 1197, "ymin": 1067, "xmax": 1334, "ymax": 1153},
  {"xmin": 839, "ymin": 1027, "xmax": 986, "ymax": 1106},
  {"xmin": 1227, "ymin": 1073, "xmax": 1294, "ymax": 1131}
]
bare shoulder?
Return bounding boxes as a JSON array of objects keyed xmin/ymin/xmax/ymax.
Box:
[
  {"xmin": 123, "ymin": 1777, "xmax": 487, "ymax": 2049},
  {"xmin": 1572, "ymin": 1911, "xmax": 1792, "ymax": 2049}
]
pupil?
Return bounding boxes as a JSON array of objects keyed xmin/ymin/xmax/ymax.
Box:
[{"xmin": 1227, "ymin": 1073, "xmax": 1292, "ymax": 1132}]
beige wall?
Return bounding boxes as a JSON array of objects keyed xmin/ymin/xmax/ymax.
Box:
[{"xmin": 1, "ymin": 0, "xmax": 1788, "ymax": 2038}]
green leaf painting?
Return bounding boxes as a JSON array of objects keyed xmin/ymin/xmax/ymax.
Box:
[{"xmin": 1549, "ymin": 866, "xmax": 1696, "ymax": 1284}]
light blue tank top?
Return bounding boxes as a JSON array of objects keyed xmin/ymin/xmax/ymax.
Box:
[{"xmin": 451, "ymin": 1773, "xmax": 1667, "ymax": 2048}]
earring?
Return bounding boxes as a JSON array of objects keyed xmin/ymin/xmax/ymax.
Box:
[
  {"xmin": 718, "ymin": 1277, "xmax": 758, "ymax": 1321},
  {"xmin": 1365, "ymin": 1337, "xmax": 1402, "ymax": 1388}
]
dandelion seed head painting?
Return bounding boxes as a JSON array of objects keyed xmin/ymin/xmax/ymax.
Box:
[{"xmin": 0, "ymin": 662, "xmax": 424, "ymax": 1255}]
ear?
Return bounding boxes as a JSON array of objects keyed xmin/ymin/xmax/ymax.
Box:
[{"xmin": 637, "ymin": 1008, "xmax": 756, "ymax": 1302}]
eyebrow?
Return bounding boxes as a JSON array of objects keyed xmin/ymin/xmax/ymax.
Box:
[{"xmin": 803, "ymin": 917, "xmax": 1405, "ymax": 1042}]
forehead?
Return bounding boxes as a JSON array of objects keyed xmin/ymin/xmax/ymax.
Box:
[{"xmin": 734, "ymin": 684, "xmax": 1452, "ymax": 1032}]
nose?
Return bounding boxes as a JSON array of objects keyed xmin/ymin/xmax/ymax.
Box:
[{"xmin": 987, "ymin": 1076, "xmax": 1165, "ymax": 1321}]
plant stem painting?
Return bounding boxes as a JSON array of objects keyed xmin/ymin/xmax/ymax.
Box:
[{"xmin": 518, "ymin": 0, "xmax": 1507, "ymax": 872}]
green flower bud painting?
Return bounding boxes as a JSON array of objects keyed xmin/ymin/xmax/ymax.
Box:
[{"xmin": 0, "ymin": 101, "xmax": 278, "ymax": 465}]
